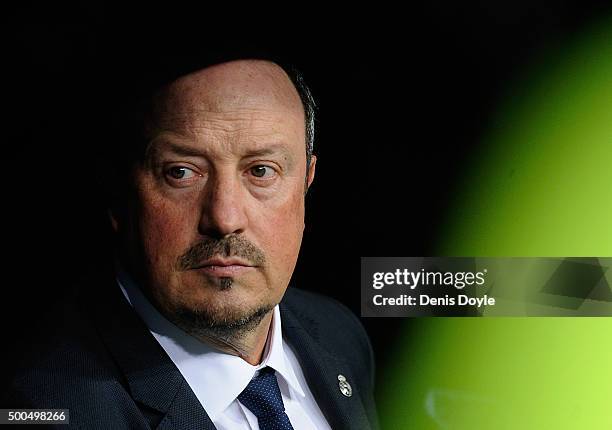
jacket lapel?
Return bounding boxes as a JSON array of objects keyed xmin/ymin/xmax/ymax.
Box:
[
  {"xmin": 84, "ymin": 271, "xmax": 216, "ymax": 430},
  {"xmin": 280, "ymin": 300, "xmax": 372, "ymax": 430}
]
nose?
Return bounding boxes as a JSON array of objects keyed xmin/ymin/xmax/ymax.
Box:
[{"xmin": 198, "ymin": 169, "xmax": 248, "ymax": 238}]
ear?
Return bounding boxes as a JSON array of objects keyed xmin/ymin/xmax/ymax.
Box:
[
  {"xmin": 306, "ymin": 155, "xmax": 317, "ymax": 191},
  {"xmin": 108, "ymin": 208, "xmax": 120, "ymax": 233}
]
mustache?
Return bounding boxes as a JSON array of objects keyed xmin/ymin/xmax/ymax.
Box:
[{"xmin": 177, "ymin": 235, "xmax": 266, "ymax": 270}]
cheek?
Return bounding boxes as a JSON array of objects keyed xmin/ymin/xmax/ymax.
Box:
[
  {"xmin": 137, "ymin": 193, "xmax": 197, "ymax": 269},
  {"xmin": 256, "ymin": 189, "xmax": 305, "ymax": 268}
]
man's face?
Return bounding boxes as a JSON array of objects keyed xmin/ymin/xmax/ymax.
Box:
[{"xmin": 118, "ymin": 60, "xmax": 315, "ymax": 333}]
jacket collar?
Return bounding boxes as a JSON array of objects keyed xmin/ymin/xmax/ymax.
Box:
[
  {"xmin": 85, "ymin": 269, "xmax": 216, "ymax": 430},
  {"xmin": 280, "ymin": 289, "xmax": 373, "ymax": 430}
]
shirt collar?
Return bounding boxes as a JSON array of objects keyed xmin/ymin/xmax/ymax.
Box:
[{"xmin": 116, "ymin": 265, "xmax": 305, "ymax": 420}]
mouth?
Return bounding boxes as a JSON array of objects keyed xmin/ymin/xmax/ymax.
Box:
[{"xmin": 192, "ymin": 258, "xmax": 256, "ymax": 277}]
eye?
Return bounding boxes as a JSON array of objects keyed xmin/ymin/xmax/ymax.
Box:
[
  {"xmin": 249, "ymin": 165, "xmax": 276, "ymax": 179},
  {"xmin": 165, "ymin": 166, "xmax": 200, "ymax": 180}
]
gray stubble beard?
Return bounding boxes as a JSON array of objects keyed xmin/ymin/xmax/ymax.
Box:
[{"xmin": 165, "ymin": 278, "xmax": 276, "ymax": 357}]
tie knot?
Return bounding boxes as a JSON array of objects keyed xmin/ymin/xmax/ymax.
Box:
[
  {"xmin": 238, "ymin": 367, "xmax": 294, "ymax": 429},
  {"xmin": 238, "ymin": 367, "xmax": 286, "ymax": 418}
]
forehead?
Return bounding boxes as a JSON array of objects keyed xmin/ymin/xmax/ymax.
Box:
[{"xmin": 148, "ymin": 60, "xmax": 305, "ymax": 141}]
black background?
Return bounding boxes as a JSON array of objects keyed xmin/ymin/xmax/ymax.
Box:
[{"xmin": 2, "ymin": 0, "xmax": 611, "ymax": 413}]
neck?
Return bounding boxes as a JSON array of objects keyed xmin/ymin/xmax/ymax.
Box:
[{"xmin": 193, "ymin": 311, "xmax": 274, "ymax": 365}]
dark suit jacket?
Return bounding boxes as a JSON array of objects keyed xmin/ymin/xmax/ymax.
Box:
[{"xmin": 6, "ymin": 268, "xmax": 379, "ymax": 429}]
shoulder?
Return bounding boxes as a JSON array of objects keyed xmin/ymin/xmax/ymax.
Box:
[
  {"xmin": 3, "ymin": 286, "xmax": 149, "ymax": 428},
  {"xmin": 282, "ymin": 287, "xmax": 367, "ymax": 338},
  {"xmin": 280, "ymin": 287, "xmax": 380, "ymax": 429},
  {"xmin": 6, "ymin": 291, "xmax": 110, "ymax": 394},
  {"xmin": 281, "ymin": 287, "xmax": 375, "ymax": 383}
]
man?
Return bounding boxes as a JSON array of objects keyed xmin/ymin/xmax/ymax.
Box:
[{"xmin": 6, "ymin": 58, "xmax": 379, "ymax": 429}]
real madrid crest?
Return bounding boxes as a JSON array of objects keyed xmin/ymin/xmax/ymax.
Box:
[{"xmin": 337, "ymin": 374, "xmax": 352, "ymax": 397}]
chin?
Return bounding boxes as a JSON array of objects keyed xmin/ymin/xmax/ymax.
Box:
[
  {"xmin": 162, "ymin": 287, "xmax": 277, "ymax": 340},
  {"xmin": 167, "ymin": 276, "xmax": 273, "ymax": 320}
]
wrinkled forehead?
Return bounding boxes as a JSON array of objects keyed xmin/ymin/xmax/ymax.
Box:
[{"xmin": 148, "ymin": 59, "xmax": 305, "ymax": 131}]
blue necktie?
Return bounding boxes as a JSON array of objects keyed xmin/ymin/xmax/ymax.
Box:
[{"xmin": 237, "ymin": 367, "xmax": 294, "ymax": 430}]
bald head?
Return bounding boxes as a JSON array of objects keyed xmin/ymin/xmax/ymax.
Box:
[{"xmin": 148, "ymin": 60, "xmax": 305, "ymax": 136}]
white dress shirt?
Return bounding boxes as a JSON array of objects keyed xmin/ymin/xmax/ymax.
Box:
[{"xmin": 117, "ymin": 269, "xmax": 332, "ymax": 430}]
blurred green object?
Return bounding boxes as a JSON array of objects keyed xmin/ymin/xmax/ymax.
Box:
[
  {"xmin": 379, "ymin": 318, "xmax": 612, "ymax": 429},
  {"xmin": 379, "ymin": 19, "xmax": 612, "ymax": 430}
]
